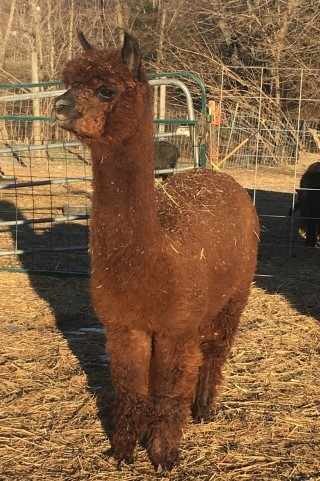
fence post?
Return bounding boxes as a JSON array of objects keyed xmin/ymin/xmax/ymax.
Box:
[{"xmin": 31, "ymin": 51, "xmax": 42, "ymax": 165}]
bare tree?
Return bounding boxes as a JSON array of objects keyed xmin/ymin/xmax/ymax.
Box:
[
  {"xmin": 195, "ymin": 0, "xmax": 320, "ymax": 101},
  {"xmin": 0, "ymin": 0, "xmax": 17, "ymax": 71},
  {"xmin": 0, "ymin": 0, "xmax": 320, "ymax": 104}
]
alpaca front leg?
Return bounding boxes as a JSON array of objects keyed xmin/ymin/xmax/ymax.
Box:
[
  {"xmin": 107, "ymin": 328, "xmax": 151, "ymax": 465},
  {"xmin": 147, "ymin": 335, "xmax": 202, "ymax": 471}
]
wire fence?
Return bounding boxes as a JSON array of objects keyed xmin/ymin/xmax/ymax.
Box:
[
  {"xmin": 1, "ymin": 68, "xmax": 319, "ymax": 279},
  {"xmin": 0, "ymin": 74, "xmax": 206, "ymax": 275},
  {"xmin": 209, "ymin": 66, "xmax": 320, "ymax": 169},
  {"xmin": 206, "ymin": 67, "xmax": 320, "ymax": 279}
]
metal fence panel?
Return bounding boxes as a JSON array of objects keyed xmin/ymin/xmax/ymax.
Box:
[{"xmin": 0, "ymin": 74, "xmax": 206, "ymax": 275}]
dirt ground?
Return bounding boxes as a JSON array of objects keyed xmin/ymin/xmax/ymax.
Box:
[{"xmin": 0, "ymin": 164, "xmax": 319, "ymax": 481}]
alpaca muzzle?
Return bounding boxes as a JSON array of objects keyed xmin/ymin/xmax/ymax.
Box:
[{"xmin": 52, "ymin": 90, "xmax": 81, "ymax": 128}]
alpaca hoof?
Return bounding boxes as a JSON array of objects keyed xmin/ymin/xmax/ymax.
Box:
[
  {"xmin": 114, "ymin": 453, "xmax": 135, "ymax": 468},
  {"xmin": 116, "ymin": 457, "xmax": 134, "ymax": 470},
  {"xmin": 153, "ymin": 455, "xmax": 179, "ymax": 472},
  {"xmin": 107, "ymin": 448, "xmax": 135, "ymax": 468},
  {"xmin": 150, "ymin": 447, "xmax": 179, "ymax": 472},
  {"xmin": 153, "ymin": 459, "xmax": 178, "ymax": 472},
  {"xmin": 192, "ymin": 404, "xmax": 210, "ymax": 423}
]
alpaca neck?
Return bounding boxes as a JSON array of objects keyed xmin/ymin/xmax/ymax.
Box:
[{"xmin": 90, "ymin": 137, "xmax": 164, "ymax": 255}]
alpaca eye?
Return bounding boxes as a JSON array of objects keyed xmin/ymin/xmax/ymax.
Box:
[{"xmin": 97, "ymin": 87, "xmax": 116, "ymax": 101}]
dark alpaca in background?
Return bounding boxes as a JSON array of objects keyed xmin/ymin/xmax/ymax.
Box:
[
  {"xmin": 52, "ymin": 31, "xmax": 259, "ymax": 471},
  {"xmin": 289, "ymin": 161, "xmax": 320, "ymax": 247},
  {"xmin": 154, "ymin": 140, "xmax": 180, "ymax": 178}
]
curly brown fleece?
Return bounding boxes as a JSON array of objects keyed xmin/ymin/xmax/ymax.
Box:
[{"xmin": 53, "ymin": 31, "xmax": 260, "ymax": 472}]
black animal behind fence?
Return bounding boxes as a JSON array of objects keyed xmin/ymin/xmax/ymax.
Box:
[
  {"xmin": 154, "ymin": 140, "xmax": 180, "ymax": 178},
  {"xmin": 288, "ymin": 161, "xmax": 320, "ymax": 247}
]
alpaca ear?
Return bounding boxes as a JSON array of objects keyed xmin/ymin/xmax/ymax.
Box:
[
  {"xmin": 78, "ymin": 31, "xmax": 94, "ymax": 51},
  {"xmin": 121, "ymin": 32, "xmax": 141, "ymax": 77}
]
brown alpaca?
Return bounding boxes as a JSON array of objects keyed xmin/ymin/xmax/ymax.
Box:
[{"xmin": 53, "ymin": 31, "xmax": 259, "ymax": 471}]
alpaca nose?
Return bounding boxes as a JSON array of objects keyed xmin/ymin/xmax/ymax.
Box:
[{"xmin": 52, "ymin": 91, "xmax": 76, "ymax": 119}]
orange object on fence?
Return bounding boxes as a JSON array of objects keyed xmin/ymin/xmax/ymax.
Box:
[{"xmin": 208, "ymin": 100, "xmax": 221, "ymax": 126}]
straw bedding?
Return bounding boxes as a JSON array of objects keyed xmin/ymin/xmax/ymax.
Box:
[{"xmin": 0, "ymin": 166, "xmax": 319, "ymax": 481}]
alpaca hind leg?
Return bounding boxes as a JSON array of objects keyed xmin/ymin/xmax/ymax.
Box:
[
  {"xmin": 147, "ymin": 335, "xmax": 202, "ymax": 471},
  {"xmin": 192, "ymin": 292, "xmax": 248, "ymax": 422},
  {"xmin": 107, "ymin": 328, "xmax": 151, "ymax": 465}
]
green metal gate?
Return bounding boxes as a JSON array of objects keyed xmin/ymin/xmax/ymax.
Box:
[{"xmin": 0, "ymin": 73, "xmax": 208, "ymax": 275}]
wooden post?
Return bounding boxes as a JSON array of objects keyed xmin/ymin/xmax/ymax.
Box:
[
  {"xmin": 208, "ymin": 100, "xmax": 220, "ymax": 166},
  {"xmin": 31, "ymin": 50, "xmax": 42, "ymax": 166},
  {"xmin": 159, "ymin": 84, "xmax": 166, "ymax": 134}
]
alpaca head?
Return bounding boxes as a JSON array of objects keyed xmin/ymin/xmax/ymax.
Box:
[{"xmin": 52, "ymin": 31, "xmax": 151, "ymax": 146}]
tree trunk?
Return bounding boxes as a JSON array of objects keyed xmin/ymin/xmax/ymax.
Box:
[
  {"xmin": 67, "ymin": 0, "xmax": 75, "ymax": 60},
  {"xmin": 0, "ymin": 0, "xmax": 17, "ymax": 70}
]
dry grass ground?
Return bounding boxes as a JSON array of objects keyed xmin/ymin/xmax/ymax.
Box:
[{"xmin": 0, "ymin": 165, "xmax": 319, "ymax": 481}]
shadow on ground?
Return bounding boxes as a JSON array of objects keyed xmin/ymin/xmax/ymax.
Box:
[
  {"xmin": 251, "ymin": 189, "xmax": 320, "ymax": 322},
  {"xmin": 0, "ymin": 200, "xmax": 114, "ymax": 442}
]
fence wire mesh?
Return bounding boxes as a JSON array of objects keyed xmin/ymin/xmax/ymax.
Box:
[
  {"xmin": 1, "ymin": 69, "xmax": 319, "ymax": 278},
  {"xmin": 0, "ymin": 76, "xmax": 204, "ymax": 275}
]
